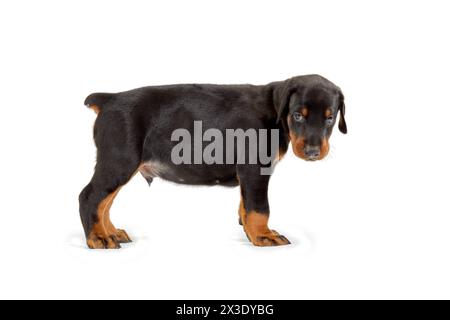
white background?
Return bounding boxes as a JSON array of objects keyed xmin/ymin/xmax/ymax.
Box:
[{"xmin": 0, "ymin": 0, "xmax": 449, "ymax": 299}]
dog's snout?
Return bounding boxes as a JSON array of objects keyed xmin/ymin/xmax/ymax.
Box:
[{"xmin": 304, "ymin": 145, "xmax": 321, "ymax": 160}]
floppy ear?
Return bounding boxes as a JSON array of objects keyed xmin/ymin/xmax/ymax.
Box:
[
  {"xmin": 338, "ymin": 91, "xmax": 347, "ymax": 134},
  {"xmin": 274, "ymin": 80, "xmax": 295, "ymax": 124}
]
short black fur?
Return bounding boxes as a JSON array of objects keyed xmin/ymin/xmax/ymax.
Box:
[{"xmin": 79, "ymin": 74, "xmax": 347, "ymax": 248}]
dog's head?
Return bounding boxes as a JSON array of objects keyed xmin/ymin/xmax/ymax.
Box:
[{"xmin": 274, "ymin": 75, "xmax": 347, "ymax": 161}]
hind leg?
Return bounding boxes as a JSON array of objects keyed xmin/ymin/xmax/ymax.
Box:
[
  {"xmin": 103, "ymin": 187, "xmax": 133, "ymax": 244},
  {"xmin": 79, "ymin": 146, "xmax": 140, "ymax": 249}
]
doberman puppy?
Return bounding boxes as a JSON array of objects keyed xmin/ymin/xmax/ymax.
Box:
[{"xmin": 79, "ymin": 75, "xmax": 347, "ymax": 249}]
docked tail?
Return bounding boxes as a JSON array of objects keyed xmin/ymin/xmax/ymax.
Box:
[{"xmin": 84, "ymin": 92, "xmax": 115, "ymax": 114}]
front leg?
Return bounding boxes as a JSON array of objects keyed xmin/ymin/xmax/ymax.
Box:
[{"xmin": 238, "ymin": 166, "xmax": 291, "ymax": 247}]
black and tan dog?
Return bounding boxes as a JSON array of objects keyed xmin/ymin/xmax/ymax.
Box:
[{"xmin": 79, "ymin": 75, "xmax": 347, "ymax": 249}]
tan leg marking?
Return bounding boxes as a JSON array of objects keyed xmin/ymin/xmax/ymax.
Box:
[
  {"xmin": 103, "ymin": 188, "xmax": 132, "ymax": 244},
  {"xmin": 243, "ymin": 212, "xmax": 291, "ymax": 247},
  {"xmin": 87, "ymin": 190, "xmax": 122, "ymax": 249},
  {"xmin": 87, "ymin": 170, "xmax": 139, "ymax": 249}
]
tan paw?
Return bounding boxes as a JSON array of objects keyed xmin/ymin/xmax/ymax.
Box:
[
  {"xmin": 115, "ymin": 229, "xmax": 132, "ymax": 243},
  {"xmin": 87, "ymin": 234, "xmax": 121, "ymax": 249},
  {"xmin": 251, "ymin": 230, "xmax": 291, "ymax": 247}
]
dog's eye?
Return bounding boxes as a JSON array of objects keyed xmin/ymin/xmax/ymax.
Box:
[
  {"xmin": 325, "ymin": 116, "xmax": 334, "ymax": 126},
  {"xmin": 293, "ymin": 112, "xmax": 305, "ymax": 123}
]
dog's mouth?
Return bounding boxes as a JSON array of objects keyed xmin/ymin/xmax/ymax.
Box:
[{"xmin": 290, "ymin": 135, "xmax": 330, "ymax": 161}]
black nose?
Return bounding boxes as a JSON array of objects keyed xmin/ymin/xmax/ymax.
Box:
[{"xmin": 304, "ymin": 145, "xmax": 320, "ymax": 160}]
